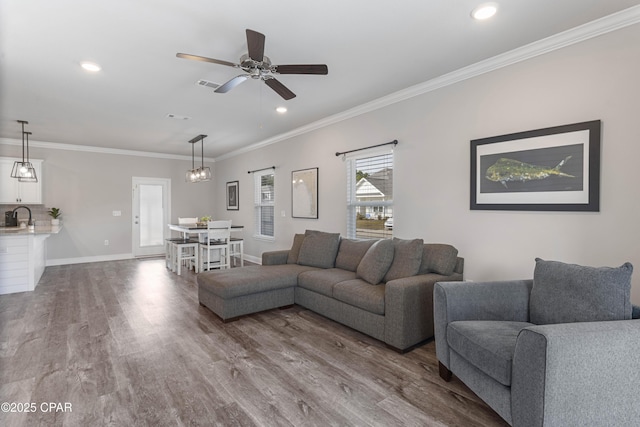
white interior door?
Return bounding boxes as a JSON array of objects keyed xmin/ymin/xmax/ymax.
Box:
[{"xmin": 132, "ymin": 177, "xmax": 171, "ymax": 257}]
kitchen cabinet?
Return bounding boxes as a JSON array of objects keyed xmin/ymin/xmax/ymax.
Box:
[{"xmin": 0, "ymin": 157, "xmax": 43, "ymax": 204}]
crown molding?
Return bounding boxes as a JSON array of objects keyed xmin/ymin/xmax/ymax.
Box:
[
  {"xmin": 0, "ymin": 137, "xmax": 216, "ymax": 162},
  {"xmin": 216, "ymin": 5, "xmax": 640, "ymax": 162}
]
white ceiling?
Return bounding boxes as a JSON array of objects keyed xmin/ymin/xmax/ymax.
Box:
[{"xmin": 2, "ymin": 0, "xmax": 640, "ymax": 159}]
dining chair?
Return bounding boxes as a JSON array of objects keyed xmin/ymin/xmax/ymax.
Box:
[{"xmin": 200, "ymin": 220, "xmax": 232, "ymax": 272}]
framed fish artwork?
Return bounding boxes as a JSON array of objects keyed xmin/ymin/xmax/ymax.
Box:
[{"xmin": 470, "ymin": 120, "xmax": 601, "ymax": 211}]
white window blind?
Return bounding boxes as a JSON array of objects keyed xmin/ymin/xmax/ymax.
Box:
[
  {"xmin": 346, "ymin": 150, "xmax": 393, "ymax": 239},
  {"xmin": 254, "ymin": 170, "xmax": 275, "ymax": 238}
]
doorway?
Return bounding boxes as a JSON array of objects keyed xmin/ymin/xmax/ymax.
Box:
[{"xmin": 132, "ymin": 177, "xmax": 171, "ymax": 257}]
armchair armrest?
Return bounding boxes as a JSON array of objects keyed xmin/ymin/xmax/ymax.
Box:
[
  {"xmin": 262, "ymin": 250, "xmax": 289, "ymax": 265},
  {"xmin": 434, "ymin": 280, "xmax": 533, "ymax": 367},
  {"xmin": 512, "ymin": 320, "xmax": 640, "ymax": 426}
]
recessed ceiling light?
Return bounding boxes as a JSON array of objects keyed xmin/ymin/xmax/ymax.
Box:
[
  {"xmin": 80, "ymin": 61, "xmax": 101, "ymax": 72},
  {"xmin": 276, "ymin": 106, "xmax": 287, "ymax": 114},
  {"xmin": 471, "ymin": 3, "xmax": 498, "ymax": 20}
]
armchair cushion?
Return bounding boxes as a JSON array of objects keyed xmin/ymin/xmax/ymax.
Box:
[
  {"xmin": 530, "ymin": 259, "xmax": 633, "ymax": 325},
  {"xmin": 448, "ymin": 320, "xmax": 533, "ymax": 386}
]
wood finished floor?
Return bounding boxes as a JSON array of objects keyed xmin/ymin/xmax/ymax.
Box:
[{"xmin": 0, "ymin": 258, "xmax": 508, "ymax": 427}]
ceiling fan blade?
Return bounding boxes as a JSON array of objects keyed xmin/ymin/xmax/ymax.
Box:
[
  {"xmin": 264, "ymin": 78, "xmax": 296, "ymax": 100},
  {"xmin": 215, "ymin": 75, "xmax": 250, "ymax": 93},
  {"xmin": 246, "ymin": 29, "xmax": 266, "ymax": 62},
  {"xmin": 274, "ymin": 64, "xmax": 328, "ymax": 75},
  {"xmin": 176, "ymin": 53, "xmax": 238, "ymax": 68}
]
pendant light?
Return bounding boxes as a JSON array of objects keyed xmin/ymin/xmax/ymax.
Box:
[
  {"xmin": 185, "ymin": 134, "xmax": 211, "ymax": 183},
  {"xmin": 10, "ymin": 120, "xmax": 37, "ymax": 182},
  {"xmin": 18, "ymin": 131, "xmax": 38, "ymax": 182}
]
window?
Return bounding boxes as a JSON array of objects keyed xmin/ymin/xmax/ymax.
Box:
[
  {"xmin": 254, "ymin": 170, "xmax": 275, "ymax": 238},
  {"xmin": 346, "ymin": 151, "xmax": 393, "ymax": 239}
]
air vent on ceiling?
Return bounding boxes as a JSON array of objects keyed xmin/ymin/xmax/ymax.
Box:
[
  {"xmin": 196, "ymin": 79, "xmax": 220, "ymax": 89},
  {"xmin": 166, "ymin": 114, "xmax": 191, "ymax": 120}
]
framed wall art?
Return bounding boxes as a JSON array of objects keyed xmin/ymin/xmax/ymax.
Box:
[
  {"xmin": 292, "ymin": 167, "xmax": 318, "ymax": 219},
  {"xmin": 470, "ymin": 120, "xmax": 601, "ymax": 211},
  {"xmin": 226, "ymin": 181, "xmax": 239, "ymax": 210}
]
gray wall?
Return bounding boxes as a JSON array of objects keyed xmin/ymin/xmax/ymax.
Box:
[
  {"xmin": 212, "ymin": 24, "xmax": 640, "ymax": 304},
  {"xmin": 0, "ymin": 144, "xmax": 216, "ymax": 262}
]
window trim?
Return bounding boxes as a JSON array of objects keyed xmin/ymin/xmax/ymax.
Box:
[{"xmin": 254, "ymin": 169, "xmax": 275, "ymax": 239}]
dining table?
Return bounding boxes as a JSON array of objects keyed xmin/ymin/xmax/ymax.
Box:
[{"xmin": 167, "ymin": 223, "xmax": 244, "ymax": 238}]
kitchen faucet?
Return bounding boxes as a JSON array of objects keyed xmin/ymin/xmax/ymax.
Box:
[{"xmin": 12, "ymin": 206, "xmax": 33, "ymax": 226}]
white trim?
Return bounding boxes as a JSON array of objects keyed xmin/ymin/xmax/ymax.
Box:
[
  {"xmin": 46, "ymin": 253, "xmax": 133, "ymax": 266},
  {"xmin": 215, "ymin": 5, "xmax": 640, "ymax": 162},
  {"xmin": 0, "ymin": 137, "xmax": 216, "ymax": 162},
  {"xmin": 244, "ymin": 254, "xmax": 262, "ymax": 265}
]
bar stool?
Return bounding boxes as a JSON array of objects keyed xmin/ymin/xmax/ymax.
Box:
[
  {"xmin": 165, "ymin": 217, "xmax": 199, "ymax": 273},
  {"xmin": 173, "ymin": 238, "xmax": 199, "ymax": 275},
  {"xmin": 200, "ymin": 220, "xmax": 231, "ymax": 271},
  {"xmin": 229, "ymin": 237, "xmax": 244, "ymax": 267}
]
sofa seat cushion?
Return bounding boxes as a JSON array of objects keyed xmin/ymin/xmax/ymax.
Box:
[
  {"xmin": 447, "ymin": 320, "xmax": 534, "ymax": 386},
  {"xmin": 298, "ymin": 268, "xmax": 357, "ymax": 297},
  {"xmin": 333, "ymin": 279, "xmax": 385, "ymax": 315},
  {"xmin": 198, "ymin": 264, "xmax": 318, "ymax": 299}
]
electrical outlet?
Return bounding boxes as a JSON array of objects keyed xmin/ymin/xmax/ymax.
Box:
[
  {"xmin": 112, "ymin": 211, "xmax": 121, "ymax": 217},
  {"xmin": 104, "ymin": 240, "xmax": 109, "ymax": 246},
  {"xmin": 281, "ymin": 210, "xmax": 286, "ymax": 217}
]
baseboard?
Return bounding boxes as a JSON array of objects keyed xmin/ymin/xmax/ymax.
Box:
[
  {"xmin": 243, "ymin": 254, "xmax": 261, "ymax": 265},
  {"xmin": 46, "ymin": 253, "xmax": 134, "ymax": 266}
]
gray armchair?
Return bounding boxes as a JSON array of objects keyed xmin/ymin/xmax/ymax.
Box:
[{"xmin": 434, "ymin": 259, "xmax": 640, "ymax": 427}]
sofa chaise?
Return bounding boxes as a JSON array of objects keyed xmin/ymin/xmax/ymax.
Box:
[{"xmin": 198, "ymin": 229, "xmax": 464, "ymax": 351}]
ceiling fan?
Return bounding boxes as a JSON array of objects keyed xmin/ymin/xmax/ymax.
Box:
[{"xmin": 177, "ymin": 29, "xmax": 328, "ymax": 100}]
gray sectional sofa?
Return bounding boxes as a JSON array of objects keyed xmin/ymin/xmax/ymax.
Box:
[{"xmin": 198, "ymin": 230, "xmax": 464, "ymax": 351}]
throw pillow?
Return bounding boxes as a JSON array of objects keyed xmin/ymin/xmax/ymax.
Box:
[
  {"xmin": 335, "ymin": 239, "xmax": 376, "ymax": 272},
  {"xmin": 356, "ymin": 239, "xmax": 395, "ymax": 285},
  {"xmin": 286, "ymin": 233, "xmax": 306, "ymax": 264},
  {"xmin": 530, "ymin": 258, "xmax": 633, "ymax": 325},
  {"xmin": 419, "ymin": 244, "xmax": 459, "ymax": 276},
  {"xmin": 383, "ymin": 238, "xmax": 424, "ymax": 282},
  {"xmin": 297, "ymin": 230, "xmax": 341, "ymax": 269}
]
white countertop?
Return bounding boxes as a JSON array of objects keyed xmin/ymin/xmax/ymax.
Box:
[{"xmin": 0, "ymin": 224, "xmax": 62, "ymax": 236}]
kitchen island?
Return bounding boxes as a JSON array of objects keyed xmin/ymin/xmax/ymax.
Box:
[{"xmin": 0, "ymin": 224, "xmax": 61, "ymax": 295}]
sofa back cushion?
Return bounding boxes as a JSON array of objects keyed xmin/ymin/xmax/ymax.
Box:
[
  {"xmin": 530, "ymin": 258, "xmax": 633, "ymax": 325},
  {"xmin": 335, "ymin": 239, "xmax": 376, "ymax": 272},
  {"xmin": 356, "ymin": 239, "xmax": 395, "ymax": 285},
  {"xmin": 286, "ymin": 233, "xmax": 306, "ymax": 264},
  {"xmin": 383, "ymin": 238, "xmax": 424, "ymax": 282},
  {"xmin": 419, "ymin": 244, "xmax": 459, "ymax": 276},
  {"xmin": 297, "ymin": 230, "xmax": 341, "ymax": 269}
]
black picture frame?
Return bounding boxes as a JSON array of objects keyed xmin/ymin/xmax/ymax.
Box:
[
  {"xmin": 470, "ymin": 120, "xmax": 601, "ymax": 211},
  {"xmin": 291, "ymin": 167, "xmax": 319, "ymax": 219},
  {"xmin": 226, "ymin": 181, "xmax": 239, "ymax": 210}
]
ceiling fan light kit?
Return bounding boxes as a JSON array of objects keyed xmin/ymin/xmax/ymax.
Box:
[
  {"xmin": 10, "ymin": 120, "xmax": 38, "ymax": 182},
  {"xmin": 186, "ymin": 134, "xmax": 211, "ymax": 183},
  {"xmin": 177, "ymin": 29, "xmax": 328, "ymax": 101}
]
